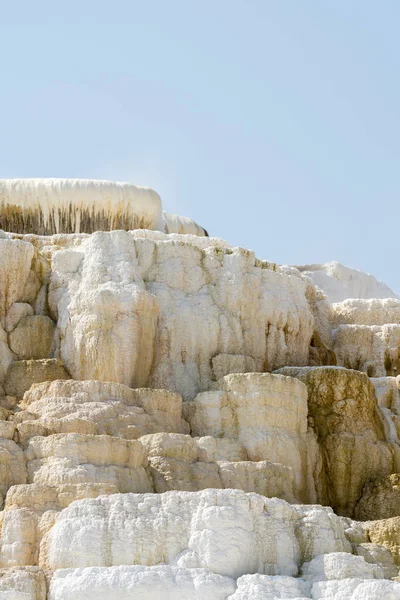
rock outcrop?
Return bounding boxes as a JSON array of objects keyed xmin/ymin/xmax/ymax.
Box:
[
  {"xmin": 275, "ymin": 366, "xmax": 398, "ymax": 516},
  {"xmin": 1, "ymin": 179, "xmax": 400, "ymax": 598},
  {"xmin": 183, "ymin": 372, "xmax": 318, "ymax": 503},
  {"xmin": 295, "ymin": 261, "xmax": 398, "ymax": 302},
  {"xmin": 0, "ymin": 178, "xmax": 208, "ymax": 236}
]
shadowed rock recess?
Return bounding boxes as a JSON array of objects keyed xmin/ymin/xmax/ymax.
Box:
[{"xmin": 0, "ymin": 179, "xmax": 400, "ymax": 598}]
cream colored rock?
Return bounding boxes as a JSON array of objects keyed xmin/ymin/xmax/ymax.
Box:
[
  {"xmin": 5, "ymin": 302, "xmax": 34, "ymax": 332},
  {"xmin": 332, "ymin": 298, "xmax": 400, "ymax": 326},
  {"xmin": 228, "ymin": 574, "xmax": 310, "ymax": 599},
  {"xmin": 9, "ymin": 315, "xmax": 55, "ymax": 360},
  {"xmin": 0, "ymin": 238, "xmax": 34, "ymax": 325},
  {"xmin": 0, "ymin": 438, "xmax": 27, "ymax": 502},
  {"xmin": 0, "ymin": 420, "xmax": 16, "ymax": 439},
  {"xmin": 0, "ymin": 326, "xmax": 14, "ymax": 383},
  {"xmin": 51, "ymin": 569, "xmax": 400, "ymax": 600},
  {"xmin": 306, "ymin": 285, "xmax": 337, "ymax": 368},
  {"xmin": 49, "ymin": 566, "xmax": 235, "ymax": 600},
  {"xmin": 47, "ymin": 230, "xmax": 314, "ymax": 399},
  {"xmin": 218, "ymin": 461, "xmax": 295, "ymax": 501},
  {"xmin": 301, "ymin": 552, "xmax": 384, "ymax": 582},
  {"xmin": 183, "ymin": 372, "xmax": 319, "ymax": 502},
  {"xmin": 4, "ymin": 359, "xmax": 70, "ymax": 399},
  {"xmin": 4, "ymin": 203, "xmax": 400, "ymax": 596},
  {"xmin": 295, "ymin": 261, "xmax": 398, "ymax": 302},
  {"xmin": 5, "ymin": 482, "xmax": 120, "ymax": 512},
  {"xmin": 20, "ymin": 270, "xmax": 42, "ymax": 305},
  {"xmin": 333, "ymin": 323, "xmax": 400, "ymax": 378},
  {"xmin": 0, "ymin": 508, "xmax": 39, "ymax": 567},
  {"xmin": 341, "ymin": 517, "xmax": 376, "ymax": 545},
  {"xmin": 354, "ymin": 543, "xmax": 398, "ymax": 579},
  {"xmin": 141, "ymin": 432, "xmax": 296, "ymax": 501},
  {"xmin": 25, "ymin": 433, "xmax": 152, "ymax": 493},
  {"xmin": 0, "ymin": 178, "xmax": 164, "ymax": 234},
  {"xmin": 0, "ymin": 567, "xmax": 46, "ymax": 600},
  {"xmin": 163, "ymin": 211, "xmax": 208, "ymax": 236},
  {"xmin": 311, "ymin": 579, "xmax": 400, "ymax": 599},
  {"xmin": 50, "ymin": 230, "xmax": 160, "ymax": 388},
  {"xmin": 371, "ymin": 376, "xmax": 400, "ymax": 444},
  {"xmin": 211, "ymin": 353, "xmax": 257, "ymax": 382},
  {"xmin": 0, "ymin": 395, "xmax": 17, "ymax": 410},
  {"xmin": 194, "ymin": 435, "xmax": 248, "ymax": 462},
  {"xmin": 0, "ymin": 239, "xmax": 35, "ymax": 384},
  {"xmin": 276, "ymin": 366, "xmax": 396, "ymax": 516},
  {"xmin": 372, "ymin": 376, "xmax": 400, "ymax": 413},
  {"xmin": 0, "ymin": 483, "xmax": 119, "ymax": 568},
  {"xmin": 39, "ymin": 489, "xmax": 351, "ymax": 575},
  {"xmin": 367, "ymin": 517, "xmax": 400, "ymax": 566},
  {"xmin": 18, "ymin": 380, "xmax": 189, "ymax": 442},
  {"xmin": 355, "ymin": 474, "xmax": 400, "ymax": 521}
]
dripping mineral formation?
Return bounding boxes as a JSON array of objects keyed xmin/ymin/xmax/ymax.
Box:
[
  {"xmin": 0, "ymin": 178, "xmax": 208, "ymax": 236},
  {"xmin": 0, "ymin": 179, "xmax": 400, "ymax": 599}
]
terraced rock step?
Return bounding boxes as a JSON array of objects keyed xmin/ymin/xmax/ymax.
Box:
[{"xmin": 1, "ymin": 199, "xmax": 400, "ymax": 598}]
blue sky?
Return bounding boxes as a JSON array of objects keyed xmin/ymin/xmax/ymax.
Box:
[{"xmin": 1, "ymin": 1, "xmax": 399, "ymax": 291}]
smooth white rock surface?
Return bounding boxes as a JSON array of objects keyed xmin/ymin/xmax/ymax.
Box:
[
  {"xmin": 40, "ymin": 490, "xmax": 351, "ymax": 575},
  {"xmin": 49, "ymin": 566, "xmax": 235, "ymax": 600},
  {"xmin": 295, "ymin": 261, "xmax": 398, "ymax": 302}
]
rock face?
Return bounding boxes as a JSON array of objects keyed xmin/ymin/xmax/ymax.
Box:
[
  {"xmin": 296, "ymin": 261, "xmax": 398, "ymax": 302},
  {"xmin": 4, "ymin": 359, "xmax": 71, "ymax": 400},
  {"xmin": 0, "ymin": 178, "xmax": 208, "ymax": 236},
  {"xmin": 1, "ymin": 180, "xmax": 400, "ymax": 598},
  {"xmin": 355, "ymin": 474, "xmax": 400, "ymax": 521},
  {"xmin": 39, "ymin": 489, "xmax": 351, "ymax": 574},
  {"xmin": 183, "ymin": 372, "xmax": 318, "ymax": 503},
  {"xmin": 18, "ymin": 379, "xmax": 189, "ymax": 441},
  {"xmin": 275, "ymin": 366, "xmax": 398, "ymax": 516},
  {"xmin": 46, "ymin": 230, "xmax": 314, "ymax": 400}
]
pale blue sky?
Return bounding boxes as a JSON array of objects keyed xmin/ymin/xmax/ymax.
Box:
[{"xmin": 1, "ymin": 1, "xmax": 399, "ymax": 291}]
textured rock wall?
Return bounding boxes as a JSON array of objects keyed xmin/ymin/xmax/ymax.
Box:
[
  {"xmin": 0, "ymin": 178, "xmax": 208, "ymax": 237},
  {"xmin": 296, "ymin": 261, "xmax": 398, "ymax": 302},
  {"xmin": 1, "ymin": 207, "xmax": 400, "ymax": 597},
  {"xmin": 0, "ymin": 230, "xmax": 315, "ymax": 399}
]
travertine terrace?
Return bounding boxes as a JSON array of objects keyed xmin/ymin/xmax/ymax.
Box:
[{"xmin": 0, "ymin": 178, "xmax": 400, "ymax": 599}]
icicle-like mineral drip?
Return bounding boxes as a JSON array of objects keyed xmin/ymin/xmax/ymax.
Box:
[{"xmin": 0, "ymin": 178, "xmax": 163, "ymax": 235}]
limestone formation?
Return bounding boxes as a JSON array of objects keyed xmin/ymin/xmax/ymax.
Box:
[
  {"xmin": 276, "ymin": 366, "xmax": 397, "ymax": 515},
  {"xmin": 332, "ymin": 298, "xmax": 400, "ymax": 327},
  {"xmin": 0, "ymin": 567, "xmax": 46, "ymax": 600},
  {"xmin": 184, "ymin": 372, "xmax": 319, "ymax": 502},
  {"xmin": 17, "ymin": 379, "xmax": 189, "ymax": 442},
  {"xmin": 355, "ymin": 474, "xmax": 400, "ymax": 521},
  {"xmin": 333, "ymin": 323, "xmax": 400, "ymax": 377},
  {"xmin": 354, "ymin": 543, "xmax": 398, "ymax": 579},
  {"xmin": 0, "ymin": 483, "xmax": 120, "ymax": 569},
  {"xmin": 141, "ymin": 432, "xmax": 296, "ymax": 500},
  {"xmin": 0, "ymin": 179, "xmax": 400, "ymax": 598},
  {"xmin": 0, "ymin": 178, "xmax": 208, "ymax": 236},
  {"xmin": 5, "ymin": 302, "xmax": 34, "ymax": 333},
  {"xmin": 0, "ymin": 238, "xmax": 34, "ymax": 324},
  {"xmin": 9, "ymin": 315, "xmax": 55, "ymax": 360},
  {"xmin": 39, "ymin": 489, "xmax": 351, "ymax": 574},
  {"xmin": 0, "ymin": 438, "xmax": 27, "ymax": 502},
  {"xmin": 46, "ymin": 230, "xmax": 313, "ymax": 399},
  {"xmin": 4, "ymin": 359, "xmax": 70, "ymax": 399},
  {"xmin": 25, "ymin": 433, "xmax": 152, "ymax": 492},
  {"xmin": 50, "ymin": 566, "xmax": 236, "ymax": 600},
  {"xmin": 295, "ymin": 261, "xmax": 398, "ymax": 302}
]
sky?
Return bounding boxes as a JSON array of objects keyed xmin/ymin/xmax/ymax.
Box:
[{"xmin": 1, "ymin": 1, "xmax": 399, "ymax": 292}]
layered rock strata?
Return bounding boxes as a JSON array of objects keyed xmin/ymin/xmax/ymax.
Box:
[
  {"xmin": 0, "ymin": 178, "xmax": 207, "ymax": 236},
  {"xmin": 0, "ymin": 189, "xmax": 400, "ymax": 597}
]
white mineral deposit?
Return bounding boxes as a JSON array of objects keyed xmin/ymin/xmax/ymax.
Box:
[{"xmin": 0, "ymin": 178, "xmax": 399, "ymax": 599}]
